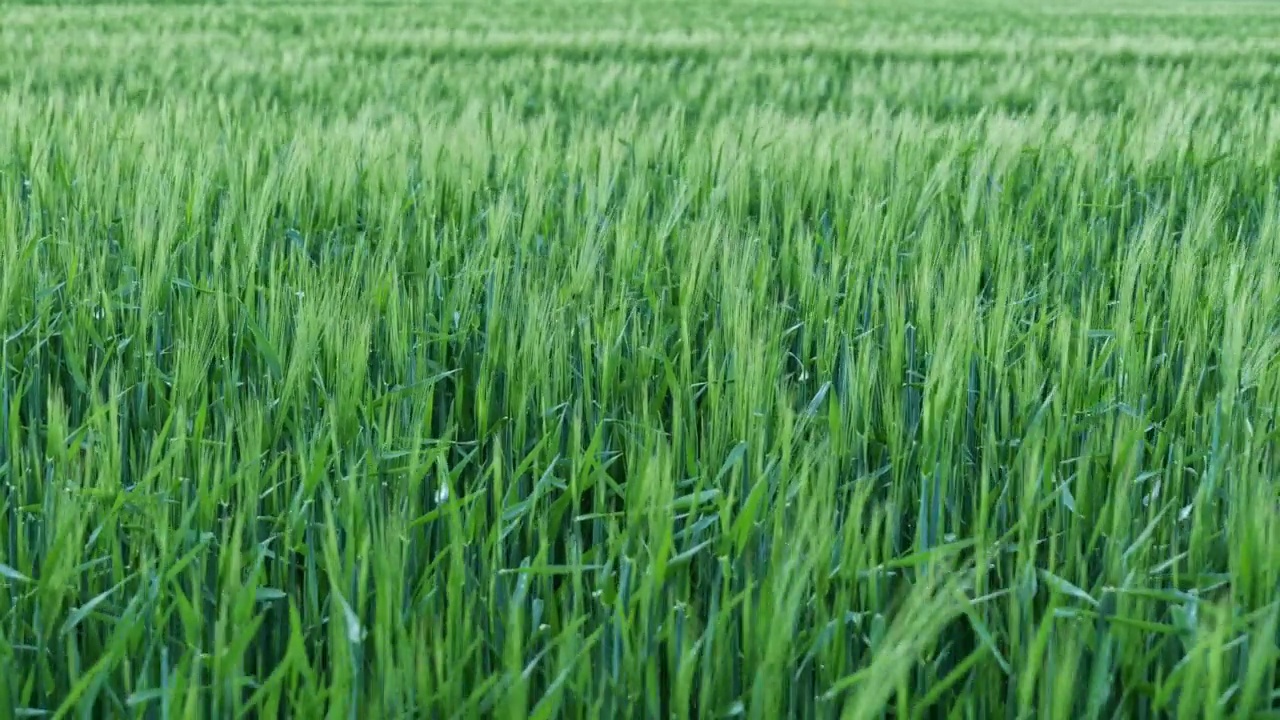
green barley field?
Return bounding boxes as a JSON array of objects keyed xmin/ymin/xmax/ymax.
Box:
[{"xmin": 2, "ymin": 0, "xmax": 1279, "ymax": 717}]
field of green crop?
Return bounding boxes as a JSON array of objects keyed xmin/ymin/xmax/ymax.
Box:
[{"xmin": 2, "ymin": 0, "xmax": 1279, "ymax": 717}]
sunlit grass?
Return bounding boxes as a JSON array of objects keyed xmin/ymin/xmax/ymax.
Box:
[{"xmin": 1, "ymin": 1, "xmax": 1278, "ymax": 718}]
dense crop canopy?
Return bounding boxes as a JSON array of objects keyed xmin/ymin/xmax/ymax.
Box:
[{"xmin": 0, "ymin": 1, "xmax": 1278, "ymax": 718}]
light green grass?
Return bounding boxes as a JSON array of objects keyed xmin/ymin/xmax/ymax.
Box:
[{"xmin": 1, "ymin": 1, "xmax": 1278, "ymax": 718}]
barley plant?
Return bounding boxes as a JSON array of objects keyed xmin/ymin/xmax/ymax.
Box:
[{"xmin": 1, "ymin": 0, "xmax": 1278, "ymax": 718}]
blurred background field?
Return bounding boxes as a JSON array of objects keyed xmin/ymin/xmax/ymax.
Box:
[{"xmin": 0, "ymin": 1, "xmax": 1278, "ymax": 718}]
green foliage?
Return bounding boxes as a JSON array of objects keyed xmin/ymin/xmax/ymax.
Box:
[{"xmin": 1, "ymin": 0, "xmax": 1278, "ymax": 717}]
